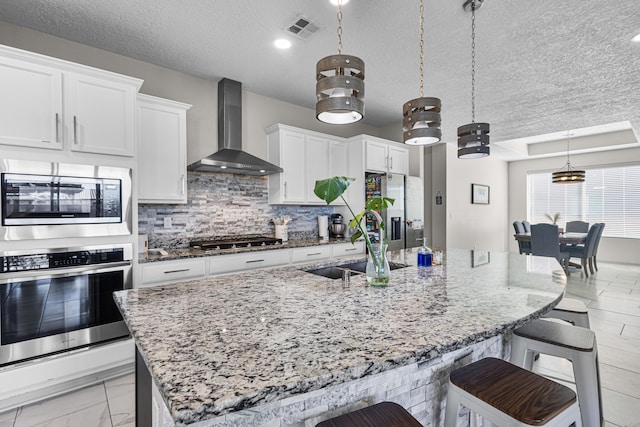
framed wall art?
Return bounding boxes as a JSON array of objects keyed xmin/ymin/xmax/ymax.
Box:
[{"xmin": 471, "ymin": 183, "xmax": 490, "ymax": 204}]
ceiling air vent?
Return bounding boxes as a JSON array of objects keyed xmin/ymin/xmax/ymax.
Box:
[{"xmin": 286, "ymin": 15, "xmax": 321, "ymax": 40}]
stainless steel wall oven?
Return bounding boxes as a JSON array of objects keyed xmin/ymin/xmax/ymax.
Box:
[
  {"xmin": 0, "ymin": 244, "xmax": 132, "ymax": 366},
  {"xmin": 0, "ymin": 159, "xmax": 131, "ymax": 240}
]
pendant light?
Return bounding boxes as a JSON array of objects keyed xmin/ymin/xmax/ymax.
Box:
[
  {"xmin": 316, "ymin": 0, "xmax": 364, "ymax": 124},
  {"xmin": 552, "ymin": 132, "xmax": 585, "ymax": 183},
  {"xmin": 458, "ymin": 0, "xmax": 490, "ymax": 159},
  {"xmin": 402, "ymin": 0, "xmax": 442, "ymax": 145}
]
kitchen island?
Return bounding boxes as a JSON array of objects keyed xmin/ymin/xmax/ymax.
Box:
[{"xmin": 113, "ymin": 248, "xmax": 567, "ymax": 426}]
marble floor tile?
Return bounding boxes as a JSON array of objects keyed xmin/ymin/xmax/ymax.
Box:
[
  {"xmin": 105, "ymin": 374, "xmax": 135, "ymax": 427},
  {"xmin": 621, "ymin": 324, "xmax": 640, "ymax": 340},
  {"xmin": 599, "ymin": 363, "xmax": 640, "ymax": 399},
  {"xmin": 599, "ymin": 344, "xmax": 640, "ymax": 374},
  {"xmin": 16, "ymin": 402, "xmax": 112, "ymax": 427},
  {"xmin": 589, "ymin": 315, "xmax": 624, "ymax": 335},
  {"xmin": 0, "ymin": 408, "xmax": 16, "ymax": 423},
  {"xmin": 588, "ymin": 295, "xmax": 640, "ymax": 317},
  {"xmin": 595, "ymin": 329, "xmax": 640, "ymax": 354},
  {"xmin": 601, "ymin": 387, "xmax": 640, "ymax": 427},
  {"xmin": 587, "ymin": 307, "xmax": 640, "ymax": 327},
  {"xmin": 14, "ymin": 383, "xmax": 107, "ymax": 426}
]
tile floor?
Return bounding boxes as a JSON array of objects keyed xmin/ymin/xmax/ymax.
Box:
[{"xmin": 0, "ymin": 260, "xmax": 638, "ymax": 426}]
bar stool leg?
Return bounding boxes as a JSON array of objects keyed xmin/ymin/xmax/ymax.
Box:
[
  {"xmin": 444, "ymin": 385, "xmax": 462, "ymax": 427},
  {"xmin": 510, "ymin": 338, "xmax": 534, "ymax": 370},
  {"xmin": 574, "ymin": 351, "xmax": 603, "ymax": 427}
]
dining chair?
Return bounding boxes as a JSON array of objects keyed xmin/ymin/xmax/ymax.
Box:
[
  {"xmin": 566, "ymin": 224, "xmax": 601, "ymax": 277},
  {"xmin": 513, "ymin": 221, "xmax": 531, "ymax": 254},
  {"xmin": 591, "ymin": 223, "xmax": 605, "ymax": 272},
  {"xmin": 566, "ymin": 221, "xmax": 589, "ymax": 233},
  {"xmin": 530, "ymin": 224, "xmax": 571, "ymax": 274},
  {"xmin": 522, "ymin": 220, "xmax": 531, "ymax": 233}
]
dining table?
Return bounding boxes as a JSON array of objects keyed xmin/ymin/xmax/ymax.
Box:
[{"xmin": 514, "ymin": 231, "xmax": 587, "ymax": 245}]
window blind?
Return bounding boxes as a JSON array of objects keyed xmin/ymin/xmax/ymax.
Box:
[{"xmin": 528, "ymin": 164, "xmax": 640, "ymax": 239}]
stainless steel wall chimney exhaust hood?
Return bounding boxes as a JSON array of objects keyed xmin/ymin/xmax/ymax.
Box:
[{"xmin": 187, "ymin": 78, "xmax": 283, "ymax": 176}]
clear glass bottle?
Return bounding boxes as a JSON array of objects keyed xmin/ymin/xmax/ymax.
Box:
[{"xmin": 417, "ymin": 237, "xmax": 432, "ymax": 267}]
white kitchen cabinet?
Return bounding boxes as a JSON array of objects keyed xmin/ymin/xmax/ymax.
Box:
[
  {"xmin": 139, "ymin": 258, "xmax": 207, "ymax": 287},
  {"xmin": 66, "ymin": 72, "xmax": 138, "ymax": 157},
  {"xmin": 364, "ymin": 138, "xmax": 409, "ymax": 175},
  {"xmin": 0, "ymin": 45, "xmax": 142, "ymax": 156},
  {"xmin": 290, "ymin": 245, "xmax": 333, "ymax": 264},
  {"xmin": 332, "ymin": 240, "xmax": 365, "ymax": 257},
  {"xmin": 0, "ymin": 56, "xmax": 63, "ymax": 150},
  {"xmin": 209, "ymin": 250, "xmax": 291, "ymax": 275},
  {"xmin": 330, "ymin": 140, "xmax": 348, "ymax": 177},
  {"xmin": 387, "ymin": 145, "xmax": 409, "ymax": 175},
  {"xmin": 267, "ymin": 124, "xmax": 339, "ymax": 205},
  {"xmin": 137, "ymin": 94, "xmax": 191, "ymax": 203}
]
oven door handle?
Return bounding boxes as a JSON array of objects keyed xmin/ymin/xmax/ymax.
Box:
[{"xmin": 0, "ymin": 261, "xmax": 132, "ymax": 284}]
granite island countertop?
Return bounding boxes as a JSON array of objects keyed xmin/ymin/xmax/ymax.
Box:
[{"xmin": 114, "ymin": 248, "xmax": 567, "ymax": 425}]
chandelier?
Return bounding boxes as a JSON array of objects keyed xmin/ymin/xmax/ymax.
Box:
[{"xmin": 552, "ymin": 132, "xmax": 585, "ymax": 183}]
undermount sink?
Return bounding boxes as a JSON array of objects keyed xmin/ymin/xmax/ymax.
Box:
[{"xmin": 305, "ymin": 260, "xmax": 409, "ymax": 280}]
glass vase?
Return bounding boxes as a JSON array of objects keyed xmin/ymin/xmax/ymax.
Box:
[{"xmin": 366, "ymin": 242, "xmax": 390, "ymax": 287}]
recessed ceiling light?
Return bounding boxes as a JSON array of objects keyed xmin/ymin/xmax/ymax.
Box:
[
  {"xmin": 329, "ymin": 0, "xmax": 350, "ymax": 5},
  {"xmin": 274, "ymin": 39, "xmax": 291, "ymax": 49},
  {"xmin": 632, "ymin": 33, "xmax": 640, "ymax": 43}
]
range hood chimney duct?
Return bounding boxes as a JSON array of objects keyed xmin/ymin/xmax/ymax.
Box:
[{"xmin": 187, "ymin": 78, "xmax": 283, "ymax": 175}]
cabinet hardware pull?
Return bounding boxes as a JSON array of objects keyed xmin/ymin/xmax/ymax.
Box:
[
  {"xmin": 390, "ymin": 156, "xmax": 393, "ymax": 169},
  {"xmin": 164, "ymin": 269, "xmax": 190, "ymax": 274},
  {"xmin": 246, "ymin": 259, "xmax": 265, "ymax": 263},
  {"xmin": 181, "ymin": 174, "xmax": 185, "ymax": 195},
  {"xmin": 73, "ymin": 115, "xmax": 78, "ymax": 144},
  {"xmin": 284, "ymin": 182, "xmax": 287, "ymax": 198},
  {"xmin": 307, "ymin": 252, "xmax": 322, "ymax": 256},
  {"xmin": 55, "ymin": 113, "xmax": 60, "ymax": 142},
  {"xmin": 345, "ymin": 248, "xmax": 357, "ymax": 251}
]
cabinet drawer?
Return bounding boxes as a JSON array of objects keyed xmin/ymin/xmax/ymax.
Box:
[
  {"xmin": 141, "ymin": 259, "xmax": 206, "ymax": 286},
  {"xmin": 291, "ymin": 246, "xmax": 333, "ymax": 264},
  {"xmin": 209, "ymin": 250, "xmax": 291, "ymax": 275},
  {"xmin": 332, "ymin": 241, "xmax": 365, "ymax": 257}
]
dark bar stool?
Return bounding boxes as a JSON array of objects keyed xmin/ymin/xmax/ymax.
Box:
[
  {"xmin": 511, "ymin": 319, "xmax": 602, "ymax": 427},
  {"xmin": 543, "ymin": 298, "xmax": 590, "ymax": 328},
  {"xmin": 316, "ymin": 402, "xmax": 422, "ymax": 427},
  {"xmin": 444, "ymin": 357, "xmax": 581, "ymax": 427}
]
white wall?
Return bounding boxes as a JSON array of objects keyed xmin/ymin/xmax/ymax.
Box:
[
  {"xmin": 445, "ymin": 143, "xmax": 510, "ymax": 251},
  {"xmin": 508, "ymin": 146, "xmax": 640, "ymax": 264}
]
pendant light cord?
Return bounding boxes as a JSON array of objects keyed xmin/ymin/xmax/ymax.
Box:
[
  {"xmin": 337, "ymin": 0, "xmax": 343, "ymax": 54},
  {"xmin": 471, "ymin": 0, "xmax": 476, "ymax": 124},
  {"xmin": 419, "ymin": 0, "xmax": 425, "ymax": 97}
]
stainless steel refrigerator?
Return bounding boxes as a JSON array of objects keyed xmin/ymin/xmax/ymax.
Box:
[{"xmin": 365, "ymin": 172, "xmax": 405, "ymax": 251}]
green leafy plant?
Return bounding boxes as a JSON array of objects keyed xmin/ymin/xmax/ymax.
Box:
[
  {"xmin": 314, "ymin": 176, "xmax": 394, "ymax": 254},
  {"xmin": 544, "ymin": 212, "xmax": 561, "ymax": 224}
]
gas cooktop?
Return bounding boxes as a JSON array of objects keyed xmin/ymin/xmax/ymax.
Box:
[{"xmin": 189, "ymin": 236, "xmax": 282, "ymax": 250}]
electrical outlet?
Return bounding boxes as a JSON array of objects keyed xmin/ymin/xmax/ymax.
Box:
[{"xmin": 163, "ymin": 217, "xmax": 172, "ymax": 228}]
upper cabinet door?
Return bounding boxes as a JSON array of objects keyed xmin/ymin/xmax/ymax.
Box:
[
  {"xmin": 0, "ymin": 57, "xmax": 63, "ymax": 150},
  {"xmin": 388, "ymin": 145, "xmax": 409, "ymax": 175},
  {"xmin": 365, "ymin": 140, "xmax": 388, "ymax": 173},
  {"xmin": 279, "ymin": 130, "xmax": 306, "ymax": 203},
  {"xmin": 306, "ymin": 136, "xmax": 330, "ymax": 204},
  {"xmin": 137, "ymin": 95, "xmax": 191, "ymax": 204},
  {"xmin": 65, "ymin": 72, "xmax": 137, "ymax": 157}
]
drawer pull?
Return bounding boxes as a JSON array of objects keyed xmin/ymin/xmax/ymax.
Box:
[
  {"xmin": 307, "ymin": 252, "xmax": 322, "ymax": 256},
  {"xmin": 246, "ymin": 259, "xmax": 265, "ymax": 263},
  {"xmin": 164, "ymin": 269, "xmax": 190, "ymax": 274},
  {"xmin": 344, "ymin": 248, "xmax": 357, "ymax": 252}
]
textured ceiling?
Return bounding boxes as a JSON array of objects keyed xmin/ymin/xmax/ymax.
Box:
[{"xmin": 1, "ymin": 0, "xmax": 639, "ymax": 159}]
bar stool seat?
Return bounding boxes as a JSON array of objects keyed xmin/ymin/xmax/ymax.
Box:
[
  {"xmin": 511, "ymin": 319, "xmax": 602, "ymax": 427},
  {"xmin": 316, "ymin": 401, "xmax": 422, "ymax": 427},
  {"xmin": 543, "ymin": 298, "xmax": 590, "ymax": 328},
  {"xmin": 443, "ymin": 357, "xmax": 581, "ymax": 427}
]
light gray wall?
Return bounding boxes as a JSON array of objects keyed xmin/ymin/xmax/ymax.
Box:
[
  {"xmin": 445, "ymin": 143, "xmax": 510, "ymax": 252},
  {"xmin": 508, "ymin": 146, "xmax": 640, "ymax": 264}
]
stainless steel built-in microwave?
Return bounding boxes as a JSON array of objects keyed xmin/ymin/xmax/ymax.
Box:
[{"xmin": 0, "ymin": 160, "xmax": 131, "ymax": 240}]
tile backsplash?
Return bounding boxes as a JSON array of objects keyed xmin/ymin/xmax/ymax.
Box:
[{"xmin": 138, "ymin": 171, "xmax": 333, "ymax": 249}]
